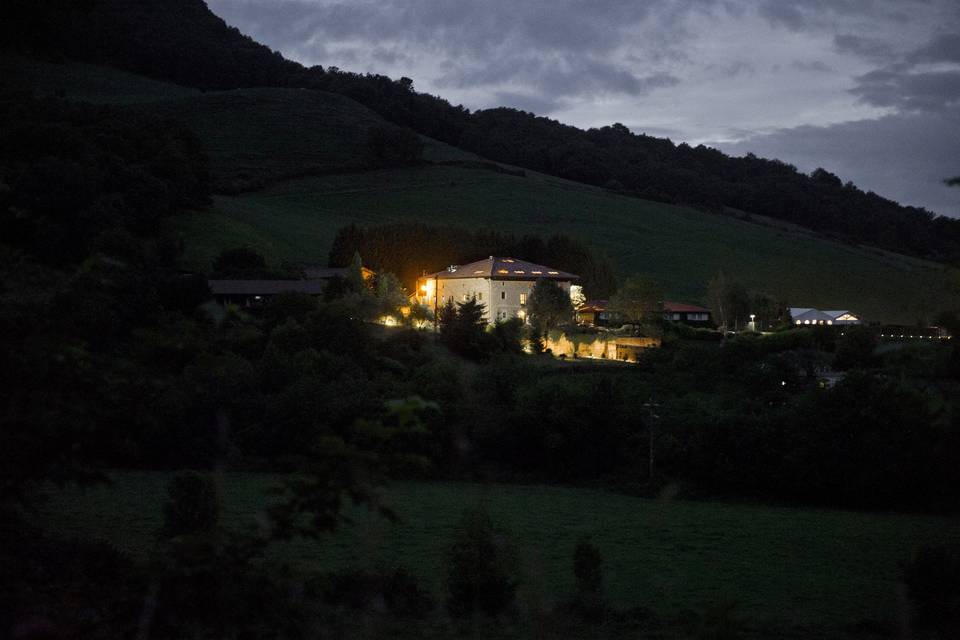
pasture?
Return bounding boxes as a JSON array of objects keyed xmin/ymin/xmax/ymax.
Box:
[
  {"xmin": 176, "ymin": 166, "xmax": 959, "ymax": 323},
  {"xmin": 38, "ymin": 473, "xmax": 960, "ymax": 636}
]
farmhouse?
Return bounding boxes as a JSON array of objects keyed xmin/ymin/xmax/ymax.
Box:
[
  {"xmin": 789, "ymin": 308, "xmax": 861, "ymax": 326},
  {"xmin": 209, "ymin": 264, "xmax": 374, "ymax": 306},
  {"xmin": 415, "ymin": 257, "xmax": 580, "ymax": 323},
  {"xmin": 576, "ymin": 299, "xmax": 712, "ymax": 327},
  {"xmin": 663, "ymin": 301, "xmax": 712, "ymax": 325}
]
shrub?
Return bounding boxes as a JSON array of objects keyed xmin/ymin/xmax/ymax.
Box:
[
  {"xmin": 573, "ymin": 537, "xmax": 604, "ymax": 618},
  {"xmin": 444, "ymin": 508, "xmax": 518, "ymax": 618},
  {"xmin": 161, "ymin": 471, "xmax": 219, "ymax": 538},
  {"xmin": 902, "ymin": 544, "xmax": 960, "ymax": 638}
]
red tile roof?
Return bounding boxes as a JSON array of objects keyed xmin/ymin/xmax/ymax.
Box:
[{"xmin": 663, "ymin": 301, "xmax": 710, "ymax": 313}]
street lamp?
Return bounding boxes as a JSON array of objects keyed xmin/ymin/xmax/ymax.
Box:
[{"xmin": 749, "ymin": 313, "xmax": 756, "ymax": 332}]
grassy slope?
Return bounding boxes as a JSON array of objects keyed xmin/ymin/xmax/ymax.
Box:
[
  {"xmin": 181, "ymin": 168, "xmax": 959, "ymax": 323},
  {"xmin": 5, "ymin": 55, "xmax": 958, "ymax": 323},
  {"xmin": 0, "ymin": 54, "xmax": 199, "ymax": 103},
  {"xmin": 40, "ymin": 473, "xmax": 960, "ymax": 635}
]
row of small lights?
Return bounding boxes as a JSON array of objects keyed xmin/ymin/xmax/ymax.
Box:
[{"xmin": 878, "ymin": 334, "xmax": 951, "ymax": 339}]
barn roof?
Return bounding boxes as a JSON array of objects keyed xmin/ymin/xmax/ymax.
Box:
[
  {"xmin": 663, "ymin": 301, "xmax": 710, "ymax": 313},
  {"xmin": 208, "ymin": 280, "xmax": 327, "ymax": 296}
]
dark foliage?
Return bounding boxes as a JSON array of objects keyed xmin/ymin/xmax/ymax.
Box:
[
  {"xmin": 321, "ymin": 566, "xmax": 435, "ymax": 618},
  {"xmin": 6, "ymin": 0, "xmax": 959, "ymax": 264},
  {"xmin": 901, "ymin": 544, "xmax": 960, "ymax": 638},
  {"xmin": 161, "ymin": 470, "xmax": 219, "ymax": 538},
  {"xmin": 439, "ymin": 298, "xmax": 499, "ymax": 361},
  {"xmin": 364, "ymin": 123, "xmax": 424, "ymax": 167},
  {"xmin": 445, "ymin": 509, "xmax": 519, "ymax": 618},
  {"xmin": 329, "ymin": 221, "xmax": 617, "ymax": 298},
  {"xmin": 573, "ymin": 537, "xmax": 604, "ymax": 618}
]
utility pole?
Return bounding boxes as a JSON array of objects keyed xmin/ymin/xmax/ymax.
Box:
[{"xmin": 643, "ymin": 398, "xmax": 660, "ymax": 485}]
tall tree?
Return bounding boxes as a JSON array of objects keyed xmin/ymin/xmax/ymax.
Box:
[
  {"xmin": 527, "ymin": 279, "xmax": 574, "ymax": 333},
  {"xmin": 706, "ymin": 271, "xmax": 750, "ymax": 331},
  {"xmin": 608, "ymin": 276, "xmax": 663, "ymax": 333}
]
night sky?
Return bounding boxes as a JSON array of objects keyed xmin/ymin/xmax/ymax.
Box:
[{"xmin": 207, "ymin": 0, "xmax": 960, "ymax": 217}]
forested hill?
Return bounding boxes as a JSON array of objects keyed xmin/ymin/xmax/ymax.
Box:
[{"xmin": 5, "ymin": 0, "xmax": 960, "ymax": 264}]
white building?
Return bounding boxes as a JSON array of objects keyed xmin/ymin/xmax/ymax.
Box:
[
  {"xmin": 415, "ymin": 256, "xmax": 580, "ymax": 323},
  {"xmin": 789, "ymin": 307, "xmax": 861, "ymax": 326}
]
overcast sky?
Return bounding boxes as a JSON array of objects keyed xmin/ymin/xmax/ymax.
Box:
[{"xmin": 208, "ymin": 0, "xmax": 960, "ymax": 217}]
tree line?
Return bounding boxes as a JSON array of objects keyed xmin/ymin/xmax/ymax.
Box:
[
  {"xmin": 5, "ymin": 0, "xmax": 960, "ymax": 265},
  {"xmin": 328, "ymin": 221, "xmax": 618, "ymax": 298}
]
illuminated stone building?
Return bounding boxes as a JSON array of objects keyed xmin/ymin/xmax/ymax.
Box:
[{"xmin": 415, "ymin": 257, "xmax": 580, "ymax": 324}]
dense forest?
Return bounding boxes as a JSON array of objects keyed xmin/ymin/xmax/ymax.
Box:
[{"xmin": 4, "ymin": 0, "xmax": 960, "ymax": 264}]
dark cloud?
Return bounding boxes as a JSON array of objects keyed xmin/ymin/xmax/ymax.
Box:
[
  {"xmin": 909, "ymin": 32, "xmax": 960, "ymax": 63},
  {"xmin": 791, "ymin": 60, "xmax": 833, "ymax": 72},
  {"xmin": 852, "ymin": 68, "xmax": 960, "ymax": 111},
  {"xmin": 757, "ymin": 0, "xmax": 895, "ymax": 31},
  {"xmin": 718, "ymin": 110, "xmax": 960, "ymax": 215},
  {"xmin": 706, "ymin": 60, "xmax": 756, "ymax": 76},
  {"xmin": 833, "ymin": 34, "xmax": 896, "ymax": 61}
]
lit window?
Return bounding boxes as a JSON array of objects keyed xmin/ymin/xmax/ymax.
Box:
[
  {"xmin": 503, "ymin": 259, "xmax": 514, "ymax": 263},
  {"xmin": 520, "ymin": 293, "xmax": 527, "ymax": 305},
  {"xmin": 548, "ymin": 271, "xmax": 559, "ymax": 275},
  {"xmin": 514, "ymin": 270, "xmax": 524, "ymax": 274},
  {"xmin": 827, "ymin": 320, "xmax": 833, "ymax": 325},
  {"xmin": 497, "ymin": 269, "xmax": 509, "ymax": 274},
  {"xmin": 532, "ymin": 270, "xmax": 542, "ymax": 274},
  {"xmin": 795, "ymin": 320, "xmax": 801, "ymax": 325}
]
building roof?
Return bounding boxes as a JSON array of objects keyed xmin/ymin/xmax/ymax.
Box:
[
  {"xmin": 789, "ymin": 307, "xmax": 837, "ymax": 322},
  {"xmin": 663, "ymin": 301, "xmax": 710, "ymax": 314},
  {"xmin": 208, "ymin": 280, "xmax": 328, "ymax": 296},
  {"xmin": 300, "ymin": 264, "xmax": 375, "ymax": 280},
  {"xmin": 822, "ymin": 310, "xmax": 857, "ymax": 319},
  {"xmin": 426, "ymin": 257, "xmax": 579, "ymax": 281},
  {"xmin": 578, "ymin": 300, "xmax": 710, "ymax": 314},
  {"xmin": 577, "ymin": 299, "xmax": 609, "ymax": 313}
]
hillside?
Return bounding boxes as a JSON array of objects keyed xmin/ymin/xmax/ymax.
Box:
[
  {"xmin": 4, "ymin": 54, "xmax": 956, "ymax": 323},
  {"xmin": 183, "ymin": 169, "xmax": 957, "ymax": 323},
  {"xmin": 4, "ymin": 0, "xmax": 959, "ymax": 265}
]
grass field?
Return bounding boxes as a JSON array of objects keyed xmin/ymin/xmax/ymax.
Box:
[
  {"xmin": 38, "ymin": 473, "xmax": 960, "ymax": 636},
  {"xmin": 175, "ymin": 166, "xmax": 960, "ymax": 323},
  {"xmin": 6, "ymin": 54, "xmax": 959, "ymax": 323}
]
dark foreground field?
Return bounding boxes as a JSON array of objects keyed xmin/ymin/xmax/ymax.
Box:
[{"xmin": 38, "ymin": 472, "xmax": 960, "ymax": 636}]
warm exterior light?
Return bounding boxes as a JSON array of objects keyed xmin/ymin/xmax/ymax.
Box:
[
  {"xmin": 420, "ymin": 284, "xmax": 427, "ymax": 292},
  {"xmin": 497, "ymin": 269, "xmax": 509, "ymax": 274}
]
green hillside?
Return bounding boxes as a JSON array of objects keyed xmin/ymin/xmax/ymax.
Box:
[
  {"xmin": 178, "ymin": 167, "xmax": 958, "ymax": 323},
  {"xmin": 6, "ymin": 55, "xmax": 958, "ymax": 323},
  {"xmin": 39, "ymin": 473, "xmax": 960, "ymax": 636},
  {"xmin": 0, "ymin": 54, "xmax": 199, "ymax": 103}
]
